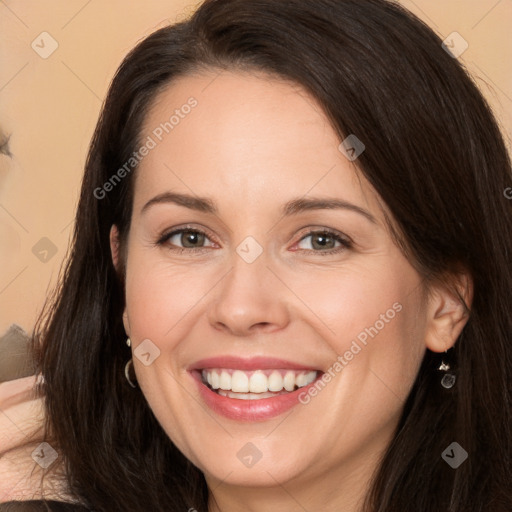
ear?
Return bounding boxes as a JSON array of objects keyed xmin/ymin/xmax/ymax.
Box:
[
  {"xmin": 109, "ymin": 224, "xmax": 121, "ymax": 271},
  {"xmin": 109, "ymin": 225, "xmax": 130, "ymax": 335},
  {"xmin": 424, "ymin": 273, "xmax": 473, "ymax": 353},
  {"xmin": 122, "ymin": 310, "xmax": 130, "ymax": 337}
]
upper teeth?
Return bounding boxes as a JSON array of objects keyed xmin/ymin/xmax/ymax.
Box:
[{"xmin": 201, "ymin": 369, "xmax": 318, "ymax": 393}]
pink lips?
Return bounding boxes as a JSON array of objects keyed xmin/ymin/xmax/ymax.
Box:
[
  {"xmin": 188, "ymin": 356, "xmax": 323, "ymax": 422},
  {"xmin": 188, "ymin": 355, "xmax": 320, "ymax": 372}
]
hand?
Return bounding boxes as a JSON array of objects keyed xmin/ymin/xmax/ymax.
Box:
[{"xmin": 0, "ymin": 375, "xmax": 68, "ymax": 502}]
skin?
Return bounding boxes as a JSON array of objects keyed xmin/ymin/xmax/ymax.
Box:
[
  {"xmin": 111, "ymin": 70, "xmax": 472, "ymax": 512},
  {"xmin": 0, "ymin": 376, "xmax": 69, "ymax": 502}
]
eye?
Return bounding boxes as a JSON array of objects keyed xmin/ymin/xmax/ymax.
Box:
[
  {"xmin": 155, "ymin": 226, "xmax": 352, "ymax": 255},
  {"xmin": 293, "ymin": 229, "xmax": 352, "ymax": 255},
  {"xmin": 157, "ymin": 227, "xmax": 216, "ymax": 253}
]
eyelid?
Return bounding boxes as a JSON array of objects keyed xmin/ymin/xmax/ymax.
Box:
[
  {"xmin": 156, "ymin": 224, "xmax": 220, "ymax": 248},
  {"xmin": 290, "ymin": 226, "xmax": 353, "ymax": 254},
  {"xmin": 294, "ymin": 225, "xmax": 353, "ymax": 245}
]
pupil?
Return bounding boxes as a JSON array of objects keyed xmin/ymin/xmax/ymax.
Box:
[
  {"xmin": 313, "ymin": 233, "xmax": 333, "ymax": 249},
  {"xmin": 183, "ymin": 231, "xmax": 204, "ymax": 248}
]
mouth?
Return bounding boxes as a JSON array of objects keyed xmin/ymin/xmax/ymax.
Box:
[
  {"xmin": 188, "ymin": 356, "xmax": 325, "ymax": 420},
  {"xmin": 196, "ymin": 368, "xmax": 321, "ymax": 400}
]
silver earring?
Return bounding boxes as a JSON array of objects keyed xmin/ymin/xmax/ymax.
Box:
[
  {"xmin": 438, "ymin": 354, "xmax": 456, "ymax": 389},
  {"xmin": 125, "ymin": 359, "xmax": 137, "ymax": 388},
  {"xmin": 126, "ymin": 337, "xmax": 131, "ymax": 347}
]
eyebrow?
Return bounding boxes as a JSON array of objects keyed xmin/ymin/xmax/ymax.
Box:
[{"xmin": 140, "ymin": 192, "xmax": 377, "ymax": 224}]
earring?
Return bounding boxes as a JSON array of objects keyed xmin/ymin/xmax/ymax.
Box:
[
  {"xmin": 124, "ymin": 359, "xmax": 137, "ymax": 388},
  {"xmin": 126, "ymin": 337, "xmax": 131, "ymax": 347},
  {"xmin": 438, "ymin": 353, "xmax": 456, "ymax": 389}
]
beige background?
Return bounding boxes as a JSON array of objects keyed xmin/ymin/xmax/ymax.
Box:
[{"xmin": 0, "ymin": 0, "xmax": 511, "ymax": 335}]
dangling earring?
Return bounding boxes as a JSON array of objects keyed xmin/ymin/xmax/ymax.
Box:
[
  {"xmin": 125, "ymin": 337, "xmax": 137, "ymax": 388},
  {"xmin": 125, "ymin": 359, "xmax": 137, "ymax": 388},
  {"xmin": 438, "ymin": 352, "xmax": 456, "ymax": 389}
]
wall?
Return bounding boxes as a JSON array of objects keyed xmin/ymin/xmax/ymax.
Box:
[{"xmin": 0, "ymin": 0, "xmax": 511, "ymax": 334}]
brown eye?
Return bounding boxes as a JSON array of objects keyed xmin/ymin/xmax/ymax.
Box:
[
  {"xmin": 157, "ymin": 228, "xmax": 215, "ymax": 252},
  {"xmin": 179, "ymin": 230, "xmax": 206, "ymax": 248},
  {"xmin": 310, "ymin": 232, "xmax": 337, "ymax": 250},
  {"xmin": 295, "ymin": 229, "xmax": 352, "ymax": 254}
]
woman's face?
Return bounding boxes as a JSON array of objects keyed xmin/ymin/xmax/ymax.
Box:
[{"xmin": 116, "ymin": 70, "xmax": 433, "ymax": 493}]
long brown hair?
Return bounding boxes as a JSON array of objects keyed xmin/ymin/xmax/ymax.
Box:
[{"xmin": 33, "ymin": 0, "xmax": 512, "ymax": 510}]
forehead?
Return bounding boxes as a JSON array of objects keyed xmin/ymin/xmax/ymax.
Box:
[{"xmin": 133, "ymin": 70, "xmax": 382, "ymax": 220}]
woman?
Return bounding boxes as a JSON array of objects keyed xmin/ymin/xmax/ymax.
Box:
[{"xmin": 1, "ymin": 0, "xmax": 511, "ymax": 510}]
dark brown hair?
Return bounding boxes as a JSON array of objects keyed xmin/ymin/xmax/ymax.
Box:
[{"xmin": 33, "ymin": 0, "xmax": 512, "ymax": 510}]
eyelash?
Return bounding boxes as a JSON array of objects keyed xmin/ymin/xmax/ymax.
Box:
[{"xmin": 155, "ymin": 225, "xmax": 353, "ymax": 256}]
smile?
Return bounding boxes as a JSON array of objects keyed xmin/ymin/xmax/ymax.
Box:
[{"xmin": 188, "ymin": 356, "xmax": 324, "ymax": 421}]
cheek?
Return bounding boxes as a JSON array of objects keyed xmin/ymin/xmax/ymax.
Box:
[
  {"xmin": 288, "ymin": 259, "xmax": 426, "ymax": 390},
  {"xmin": 286, "ymin": 259, "xmax": 413, "ymax": 343},
  {"xmin": 124, "ymin": 248, "xmax": 210, "ymax": 340}
]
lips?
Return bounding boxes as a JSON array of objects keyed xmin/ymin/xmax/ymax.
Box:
[
  {"xmin": 188, "ymin": 356, "xmax": 324, "ymax": 421},
  {"xmin": 188, "ymin": 355, "xmax": 321, "ymax": 372}
]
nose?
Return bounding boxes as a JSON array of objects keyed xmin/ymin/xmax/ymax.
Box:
[{"xmin": 207, "ymin": 250, "xmax": 290, "ymax": 337}]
